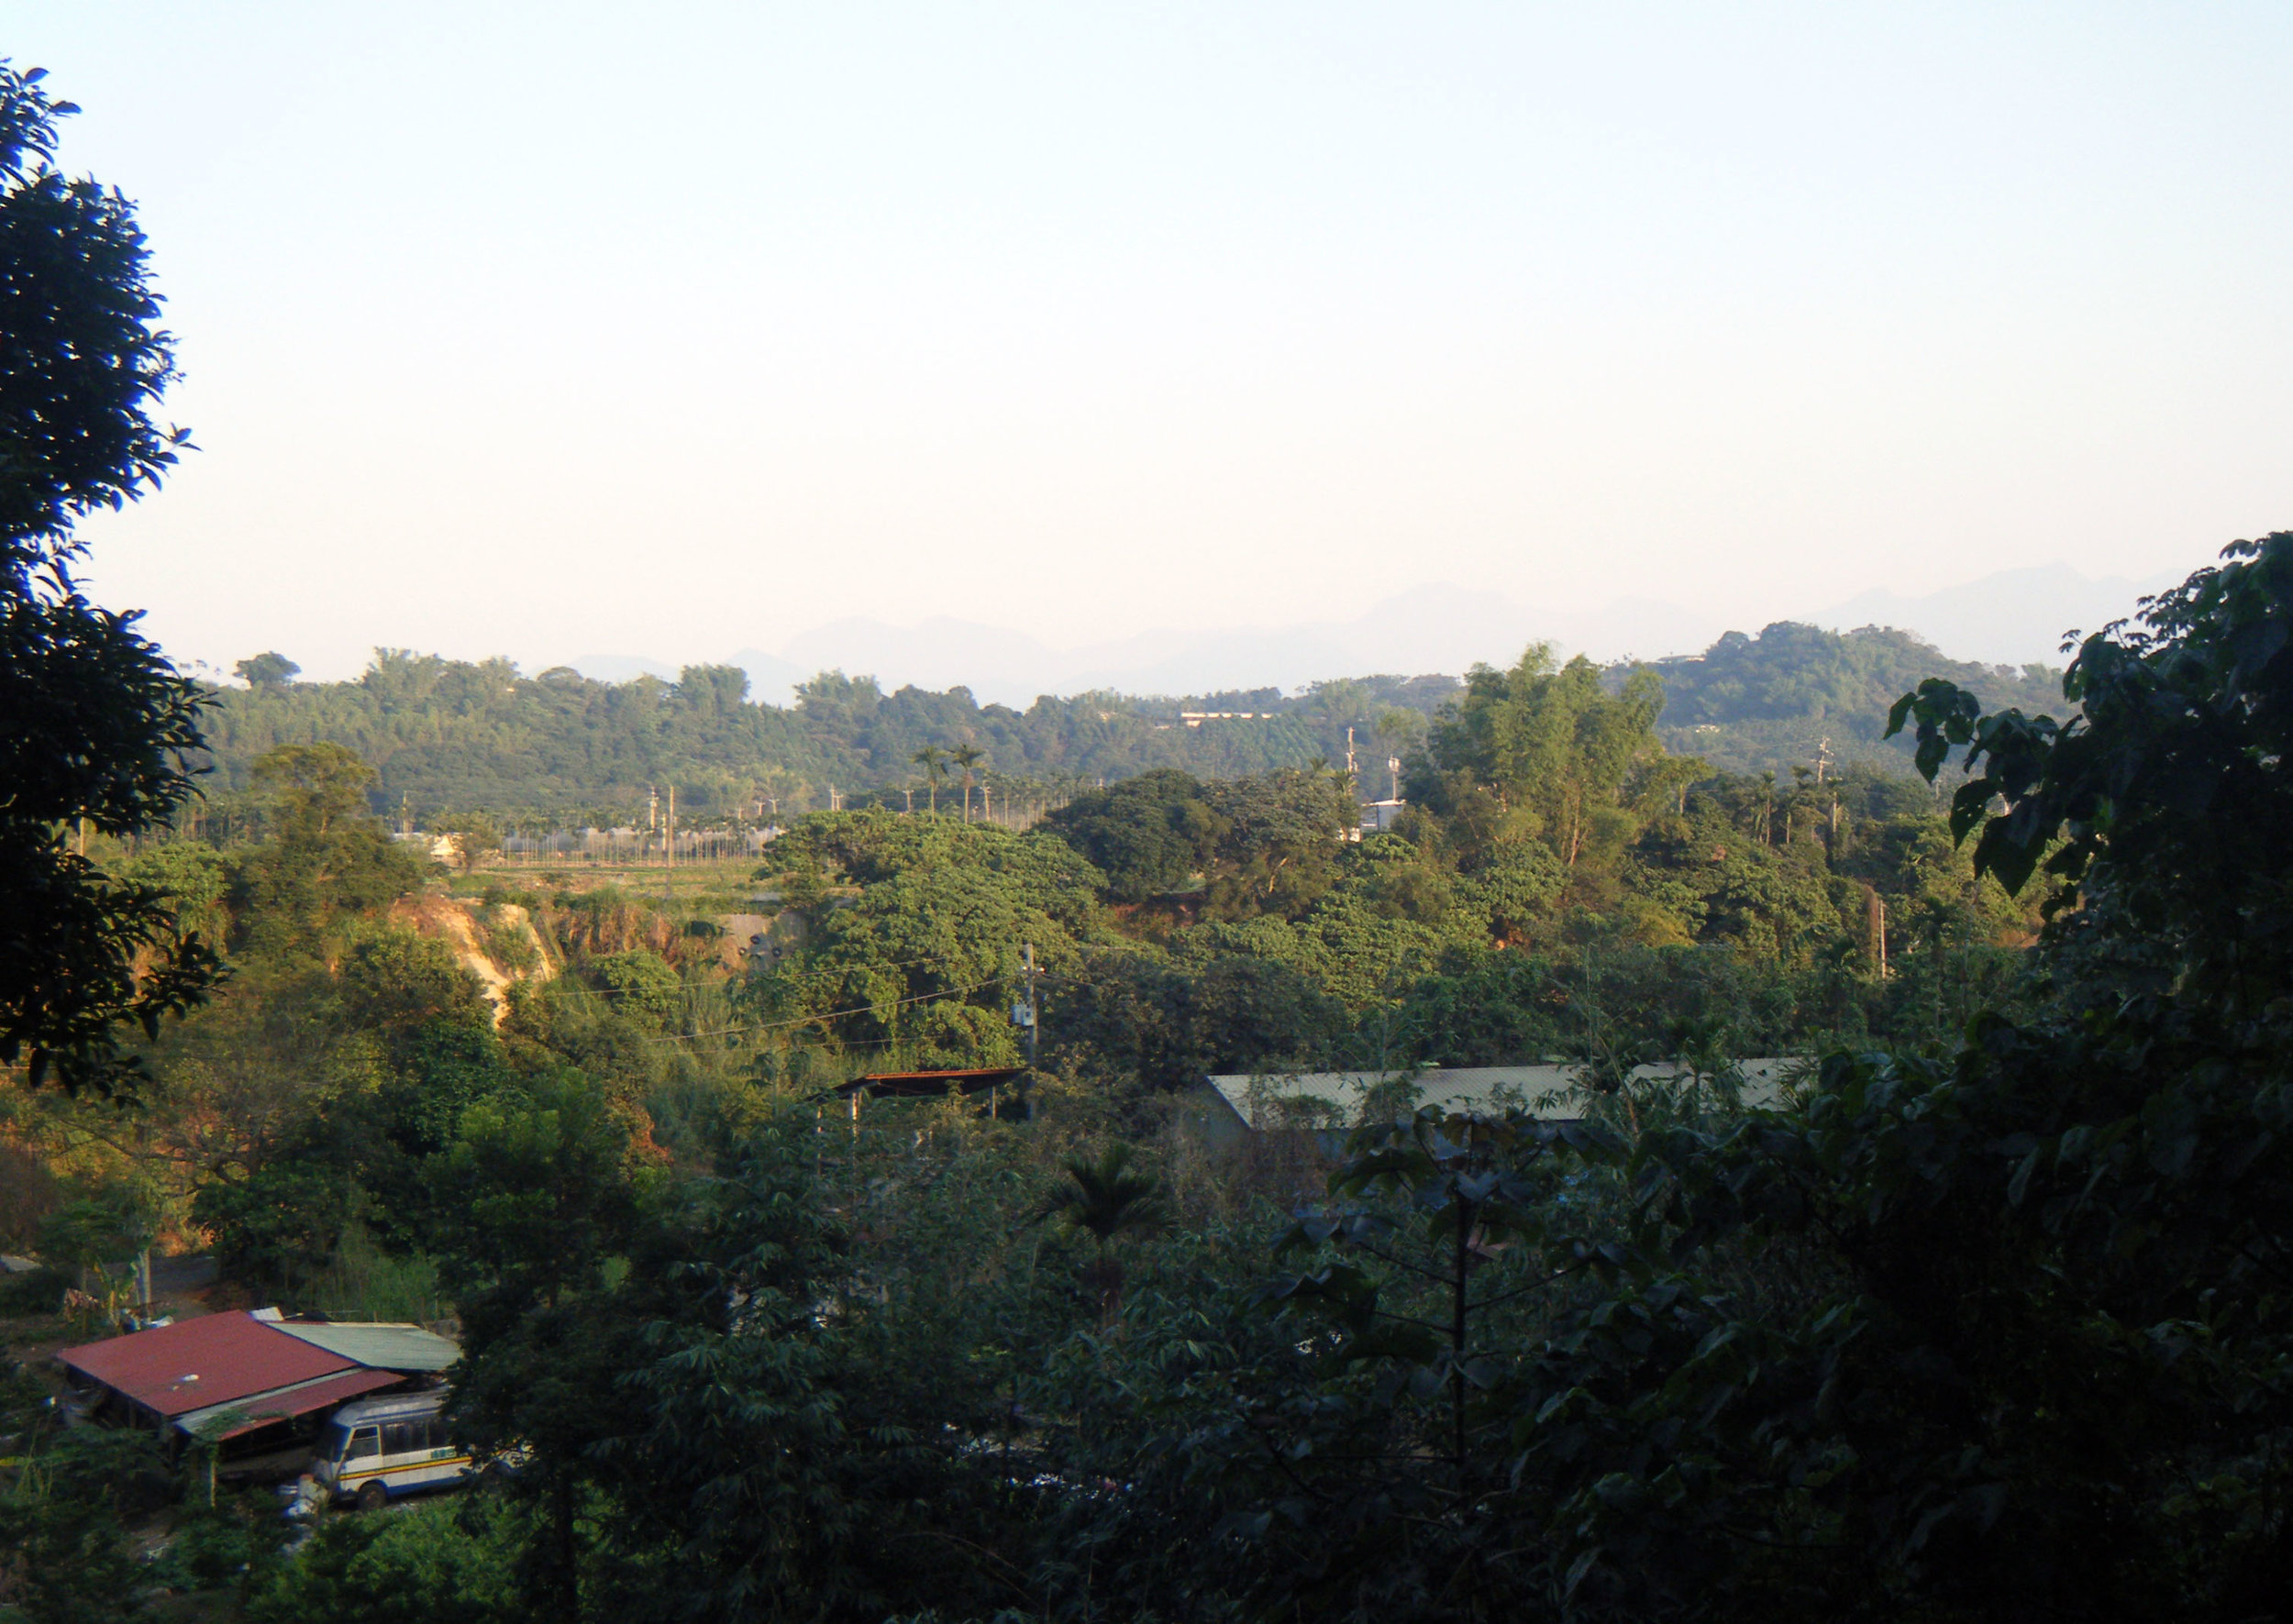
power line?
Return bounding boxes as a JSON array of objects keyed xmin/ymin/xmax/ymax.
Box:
[
  {"xmin": 533, "ymin": 945, "xmax": 987, "ymax": 1010},
  {"xmin": 624, "ymin": 972, "xmax": 1011, "ymax": 1047}
]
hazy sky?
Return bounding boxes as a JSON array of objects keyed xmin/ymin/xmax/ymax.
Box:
[{"xmin": 8, "ymin": 4, "xmax": 2289, "ymax": 682}]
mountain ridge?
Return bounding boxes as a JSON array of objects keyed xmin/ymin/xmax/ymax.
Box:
[{"xmin": 568, "ymin": 562, "xmax": 2162, "ymax": 709}]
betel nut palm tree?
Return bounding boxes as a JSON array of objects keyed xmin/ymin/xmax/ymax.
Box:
[
  {"xmin": 1041, "ymin": 1143, "xmax": 1168, "ymax": 1324},
  {"xmin": 910, "ymin": 746, "xmax": 947, "ymax": 813},
  {"xmin": 950, "ymin": 745, "xmax": 985, "ymax": 822}
]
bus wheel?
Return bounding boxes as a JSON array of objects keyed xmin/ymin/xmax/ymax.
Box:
[{"xmin": 357, "ymin": 1482, "xmax": 388, "ymax": 1512}]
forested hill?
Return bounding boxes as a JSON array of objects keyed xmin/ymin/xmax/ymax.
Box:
[
  {"xmin": 193, "ymin": 624, "xmax": 2070, "ymax": 823},
  {"xmin": 1623, "ymin": 622, "xmax": 2068, "ymax": 778},
  {"xmin": 193, "ymin": 655, "xmax": 1461, "ymax": 823}
]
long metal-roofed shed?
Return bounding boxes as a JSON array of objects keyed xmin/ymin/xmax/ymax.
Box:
[
  {"xmin": 820, "ymin": 1066, "xmax": 1029, "ymax": 1120},
  {"xmin": 58, "ymin": 1310, "xmax": 460, "ymax": 1476},
  {"xmin": 1194, "ymin": 1060, "xmax": 1800, "ymax": 1150},
  {"xmin": 60, "ymin": 1310, "xmax": 393, "ymax": 1432}
]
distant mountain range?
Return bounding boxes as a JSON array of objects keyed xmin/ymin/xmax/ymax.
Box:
[
  {"xmin": 573, "ymin": 562, "xmax": 2179, "ymax": 709},
  {"xmin": 1816, "ymin": 563, "xmax": 2179, "ymax": 670}
]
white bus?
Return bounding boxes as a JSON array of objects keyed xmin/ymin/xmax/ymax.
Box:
[{"xmin": 311, "ymin": 1392, "xmax": 471, "ymax": 1510}]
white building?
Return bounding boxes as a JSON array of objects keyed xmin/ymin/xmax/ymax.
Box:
[{"xmin": 1359, "ymin": 800, "xmax": 1407, "ymax": 834}]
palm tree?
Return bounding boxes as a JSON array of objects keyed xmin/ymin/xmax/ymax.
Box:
[
  {"xmin": 911, "ymin": 746, "xmax": 947, "ymax": 814},
  {"xmin": 1042, "ymin": 1143, "xmax": 1167, "ymax": 1323},
  {"xmin": 950, "ymin": 745, "xmax": 985, "ymax": 823}
]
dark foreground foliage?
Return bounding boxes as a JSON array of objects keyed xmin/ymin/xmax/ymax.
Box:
[{"xmin": 0, "ymin": 61, "xmax": 216, "ymax": 1097}]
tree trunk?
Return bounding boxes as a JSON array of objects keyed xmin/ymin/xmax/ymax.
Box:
[{"xmin": 534, "ymin": 1474, "xmax": 582, "ymax": 1620}]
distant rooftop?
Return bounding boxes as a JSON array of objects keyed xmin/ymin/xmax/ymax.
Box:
[
  {"xmin": 1202, "ymin": 1060, "xmax": 1800, "ymax": 1132},
  {"xmin": 821, "ymin": 1066, "xmax": 1027, "ymax": 1100}
]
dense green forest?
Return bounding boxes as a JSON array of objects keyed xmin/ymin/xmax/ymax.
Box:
[
  {"xmin": 190, "ymin": 657, "xmax": 1440, "ymax": 826},
  {"xmin": 185, "ymin": 623, "xmax": 2063, "ymax": 828},
  {"xmin": 1637, "ymin": 620, "xmax": 2061, "ymax": 775}
]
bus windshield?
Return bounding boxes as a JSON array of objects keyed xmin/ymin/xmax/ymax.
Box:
[{"xmin": 321, "ymin": 1422, "xmax": 380, "ymax": 1462}]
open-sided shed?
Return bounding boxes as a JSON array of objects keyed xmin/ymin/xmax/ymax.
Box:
[
  {"xmin": 59, "ymin": 1311, "xmax": 460, "ymax": 1471},
  {"xmin": 822, "ymin": 1066, "xmax": 1029, "ymax": 1119}
]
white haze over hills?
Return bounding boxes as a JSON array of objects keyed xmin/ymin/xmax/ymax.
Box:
[
  {"xmin": 571, "ymin": 563, "xmax": 2178, "ymax": 710},
  {"xmin": 1816, "ymin": 564, "xmax": 2183, "ymax": 670}
]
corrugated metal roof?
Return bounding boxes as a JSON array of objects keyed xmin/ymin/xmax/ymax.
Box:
[
  {"xmin": 271, "ymin": 1320, "xmax": 460, "ymax": 1372},
  {"xmin": 827, "ymin": 1066, "xmax": 1026, "ymax": 1099},
  {"xmin": 59, "ymin": 1311, "xmax": 356, "ymax": 1418},
  {"xmin": 1204, "ymin": 1060, "xmax": 1800, "ymax": 1130},
  {"xmin": 333, "ymin": 1389, "xmax": 449, "ymax": 1427},
  {"xmin": 175, "ymin": 1366, "xmax": 404, "ymax": 1439}
]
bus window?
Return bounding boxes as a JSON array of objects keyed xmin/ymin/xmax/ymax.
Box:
[
  {"xmin": 320, "ymin": 1421, "xmax": 350, "ymax": 1461},
  {"xmin": 347, "ymin": 1427, "xmax": 380, "ymax": 1460}
]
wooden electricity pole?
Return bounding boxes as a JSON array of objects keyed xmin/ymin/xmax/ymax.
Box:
[{"xmin": 1022, "ymin": 941, "xmax": 1040, "ymax": 1121}]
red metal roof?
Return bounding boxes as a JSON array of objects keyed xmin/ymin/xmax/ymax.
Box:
[
  {"xmin": 186, "ymin": 1367, "xmax": 404, "ymax": 1440},
  {"xmin": 59, "ymin": 1311, "xmax": 356, "ymax": 1419}
]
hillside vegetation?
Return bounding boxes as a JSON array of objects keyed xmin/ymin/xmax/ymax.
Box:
[
  {"xmin": 194, "ymin": 622, "xmax": 2069, "ymax": 827},
  {"xmin": 1631, "ymin": 620, "xmax": 2065, "ymax": 776},
  {"xmin": 194, "ymin": 657, "xmax": 1451, "ymax": 824}
]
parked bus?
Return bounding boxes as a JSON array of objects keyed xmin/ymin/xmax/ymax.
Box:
[{"xmin": 310, "ymin": 1391, "xmax": 471, "ymax": 1510}]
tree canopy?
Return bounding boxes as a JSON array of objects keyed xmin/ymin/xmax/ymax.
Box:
[
  {"xmin": 0, "ymin": 62, "xmax": 214, "ymax": 1093},
  {"xmin": 176, "ymin": 624, "xmax": 2059, "ymax": 834}
]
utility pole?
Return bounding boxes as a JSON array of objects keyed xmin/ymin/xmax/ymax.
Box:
[
  {"xmin": 1815, "ymin": 736, "xmax": 1833, "ymax": 785},
  {"xmin": 1345, "ymin": 725, "xmax": 1357, "ymax": 787},
  {"xmin": 1023, "ymin": 942, "xmax": 1039, "ymax": 1067},
  {"xmin": 1022, "ymin": 941, "xmax": 1039, "ymax": 1121}
]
